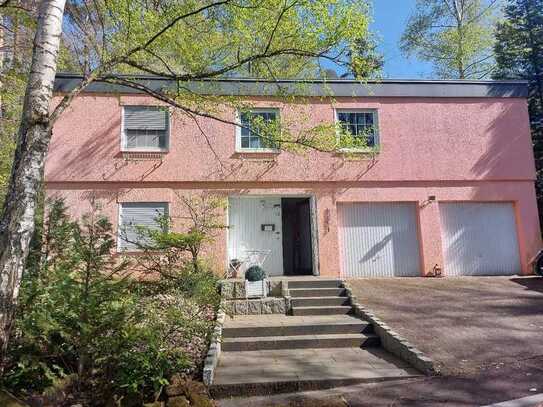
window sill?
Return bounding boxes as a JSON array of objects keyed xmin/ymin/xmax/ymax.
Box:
[
  {"xmin": 121, "ymin": 149, "xmax": 169, "ymax": 153},
  {"xmin": 232, "ymin": 150, "xmax": 280, "ymax": 162},
  {"xmin": 121, "ymin": 150, "xmax": 168, "ymax": 161},
  {"xmin": 235, "ymin": 148, "xmax": 280, "ymax": 154},
  {"xmin": 336, "ymin": 147, "xmax": 380, "ymax": 154}
]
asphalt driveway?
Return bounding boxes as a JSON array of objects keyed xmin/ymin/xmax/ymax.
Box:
[{"xmin": 347, "ymin": 276, "xmax": 543, "ymax": 375}]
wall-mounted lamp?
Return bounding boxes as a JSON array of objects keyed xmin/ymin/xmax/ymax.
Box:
[{"xmin": 420, "ymin": 195, "xmax": 437, "ymax": 208}]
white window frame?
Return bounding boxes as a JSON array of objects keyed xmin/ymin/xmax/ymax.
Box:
[
  {"xmin": 235, "ymin": 108, "xmax": 281, "ymax": 153},
  {"xmin": 117, "ymin": 202, "xmax": 169, "ymax": 252},
  {"xmin": 121, "ymin": 105, "xmax": 171, "ymax": 152},
  {"xmin": 335, "ymin": 109, "xmax": 380, "ymax": 152}
]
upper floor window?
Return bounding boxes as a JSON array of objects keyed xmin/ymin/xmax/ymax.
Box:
[
  {"xmin": 336, "ymin": 109, "xmax": 379, "ymax": 150},
  {"xmin": 122, "ymin": 106, "xmax": 169, "ymax": 151},
  {"xmin": 237, "ymin": 109, "xmax": 280, "ymax": 152},
  {"xmin": 118, "ymin": 202, "xmax": 168, "ymax": 251}
]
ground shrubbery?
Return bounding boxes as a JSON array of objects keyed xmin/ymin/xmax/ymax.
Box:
[{"xmin": 1, "ymin": 199, "xmax": 221, "ymax": 406}]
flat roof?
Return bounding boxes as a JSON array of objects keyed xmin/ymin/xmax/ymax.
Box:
[{"xmin": 54, "ymin": 73, "xmax": 528, "ymax": 98}]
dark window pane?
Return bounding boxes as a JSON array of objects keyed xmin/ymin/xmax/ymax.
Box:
[
  {"xmin": 356, "ymin": 113, "xmax": 365, "ymax": 125},
  {"xmin": 241, "ymin": 137, "xmax": 249, "ymax": 148},
  {"xmin": 241, "ymin": 126, "xmax": 250, "ymax": 137}
]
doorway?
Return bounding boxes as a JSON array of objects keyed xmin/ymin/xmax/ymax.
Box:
[
  {"xmin": 227, "ymin": 196, "xmax": 315, "ymax": 276},
  {"xmin": 281, "ymin": 198, "xmax": 313, "ymax": 276}
]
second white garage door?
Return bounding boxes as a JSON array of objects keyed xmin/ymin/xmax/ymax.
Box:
[
  {"xmin": 338, "ymin": 203, "xmax": 422, "ymax": 277},
  {"xmin": 440, "ymin": 202, "xmax": 521, "ymax": 276}
]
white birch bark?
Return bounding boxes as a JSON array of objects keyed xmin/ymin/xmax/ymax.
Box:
[{"xmin": 0, "ymin": 0, "xmax": 66, "ymax": 360}]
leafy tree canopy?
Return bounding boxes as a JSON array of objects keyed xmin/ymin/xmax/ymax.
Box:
[{"xmin": 401, "ymin": 0, "xmax": 501, "ymax": 79}]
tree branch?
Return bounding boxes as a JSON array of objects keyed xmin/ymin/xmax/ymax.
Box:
[{"xmin": 101, "ymin": 75, "xmax": 337, "ymax": 153}]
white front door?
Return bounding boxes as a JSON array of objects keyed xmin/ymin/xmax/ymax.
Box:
[{"xmin": 228, "ymin": 197, "xmax": 284, "ymax": 276}]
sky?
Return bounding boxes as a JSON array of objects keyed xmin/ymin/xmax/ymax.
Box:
[{"xmin": 371, "ymin": 0, "xmax": 435, "ymax": 79}]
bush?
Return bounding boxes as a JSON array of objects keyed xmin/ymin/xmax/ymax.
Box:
[
  {"xmin": 245, "ymin": 266, "xmax": 266, "ymax": 281},
  {"xmin": 2, "ymin": 199, "xmax": 219, "ymax": 405}
]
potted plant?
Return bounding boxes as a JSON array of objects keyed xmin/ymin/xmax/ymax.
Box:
[{"xmin": 244, "ymin": 266, "xmax": 268, "ymax": 298}]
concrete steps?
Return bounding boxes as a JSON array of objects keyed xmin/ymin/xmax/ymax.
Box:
[
  {"xmin": 222, "ymin": 333, "xmax": 380, "ymax": 351},
  {"xmin": 291, "ymin": 296, "xmax": 351, "ymax": 307},
  {"xmin": 289, "ymin": 279, "xmax": 352, "ymax": 316},
  {"xmin": 223, "ymin": 320, "xmax": 372, "ymax": 338},
  {"xmin": 291, "ymin": 305, "xmax": 353, "ymax": 316},
  {"xmin": 289, "ymin": 287, "xmax": 347, "ymax": 297},
  {"xmin": 211, "ymin": 278, "xmax": 417, "ymax": 398},
  {"xmin": 288, "ymin": 279, "xmax": 343, "ymax": 289}
]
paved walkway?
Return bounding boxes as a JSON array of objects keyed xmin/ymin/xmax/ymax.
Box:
[{"xmin": 215, "ymin": 347, "xmax": 418, "ymax": 385}]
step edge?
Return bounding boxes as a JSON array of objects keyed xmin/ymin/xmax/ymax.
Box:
[
  {"xmin": 291, "ymin": 306, "xmax": 353, "ymax": 309},
  {"xmin": 222, "ymin": 333, "xmax": 378, "ymax": 342},
  {"xmin": 223, "ymin": 322, "xmax": 368, "ymax": 330}
]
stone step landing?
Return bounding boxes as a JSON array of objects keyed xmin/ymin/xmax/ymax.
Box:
[{"xmin": 211, "ymin": 347, "xmax": 420, "ymax": 398}]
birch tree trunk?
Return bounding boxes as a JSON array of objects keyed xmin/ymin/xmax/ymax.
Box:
[{"xmin": 0, "ymin": 0, "xmax": 66, "ymax": 362}]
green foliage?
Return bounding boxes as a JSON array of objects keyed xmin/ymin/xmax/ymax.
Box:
[
  {"xmin": 0, "ymin": 70, "xmax": 25, "ymax": 209},
  {"xmin": 2, "ymin": 199, "xmax": 219, "ymax": 404},
  {"xmin": 245, "ymin": 266, "xmax": 266, "ymax": 281},
  {"xmin": 93, "ymin": 0, "xmax": 372, "ymax": 78},
  {"xmin": 0, "ymin": 3, "xmax": 78, "ymax": 208},
  {"xmin": 126, "ymin": 193, "xmax": 226, "ymax": 279},
  {"xmin": 494, "ymin": 0, "xmax": 543, "ymax": 219},
  {"xmin": 343, "ymin": 36, "xmax": 384, "ymax": 79},
  {"xmin": 400, "ymin": 0, "xmax": 499, "ymax": 78}
]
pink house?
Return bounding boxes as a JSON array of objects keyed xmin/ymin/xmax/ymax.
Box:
[{"xmin": 47, "ymin": 74, "xmax": 542, "ymax": 278}]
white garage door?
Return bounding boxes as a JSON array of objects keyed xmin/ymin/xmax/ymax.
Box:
[
  {"xmin": 440, "ymin": 203, "xmax": 521, "ymax": 276},
  {"xmin": 339, "ymin": 203, "xmax": 422, "ymax": 277}
]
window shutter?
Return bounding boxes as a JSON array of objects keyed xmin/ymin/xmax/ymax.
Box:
[
  {"xmin": 119, "ymin": 203, "xmax": 168, "ymax": 251},
  {"xmin": 124, "ymin": 106, "xmax": 168, "ymax": 130}
]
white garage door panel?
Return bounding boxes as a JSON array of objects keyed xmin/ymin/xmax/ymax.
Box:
[
  {"xmin": 339, "ymin": 203, "xmax": 422, "ymax": 277},
  {"xmin": 440, "ymin": 203, "xmax": 521, "ymax": 276}
]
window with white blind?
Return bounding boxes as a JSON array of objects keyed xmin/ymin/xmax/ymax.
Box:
[
  {"xmin": 122, "ymin": 106, "xmax": 169, "ymax": 151},
  {"xmin": 336, "ymin": 109, "xmax": 379, "ymax": 150},
  {"xmin": 118, "ymin": 202, "xmax": 168, "ymax": 251}
]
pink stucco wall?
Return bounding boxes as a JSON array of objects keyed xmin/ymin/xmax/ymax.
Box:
[{"xmin": 45, "ymin": 93, "xmax": 542, "ymax": 276}]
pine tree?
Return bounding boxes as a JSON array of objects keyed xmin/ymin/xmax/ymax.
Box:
[{"xmin": 495, "ymin": 0, "xmax": 543, "ymax": 215}]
